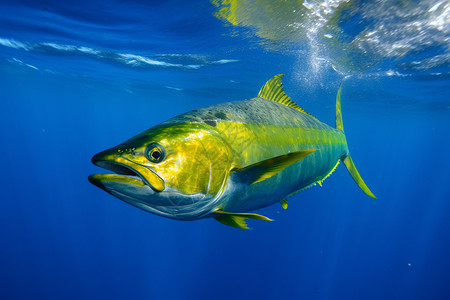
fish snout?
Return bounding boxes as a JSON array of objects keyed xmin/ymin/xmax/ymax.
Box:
[{"xmin": 90, "ymin": 148, "xmax": 165, "ymax": 192}]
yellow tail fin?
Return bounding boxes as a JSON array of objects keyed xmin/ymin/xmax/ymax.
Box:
[
  {"xmin": 342, "ymin": 155, "xmax": 376, "ymax": 198},
  {"xmin": 336, "ymin": 87, "xmax": 376, "ymax": 199},
  {"xmin": 336, "ymin": 87, "xmax": 344, "ymax": 132}
]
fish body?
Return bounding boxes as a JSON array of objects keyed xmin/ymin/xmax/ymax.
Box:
[
  {"xmin": 178, "ymin": 98, "xmax": 347, "ymax": 213},
  {"xmin": 89, "ymin": 75, "xmax": 375, "ymax": 229}
]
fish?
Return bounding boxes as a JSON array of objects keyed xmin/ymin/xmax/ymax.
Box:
[{"xmin": 88, "ymin": 74, "xmax": 376, "ymax": 229}]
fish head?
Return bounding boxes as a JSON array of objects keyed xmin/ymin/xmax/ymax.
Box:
[{"xmin": 88, "ymin": 122, "xmax": 231, "ymax": 220}]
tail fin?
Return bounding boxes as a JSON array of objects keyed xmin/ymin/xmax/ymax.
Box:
[{"xmin": 336, "ymin": 87, "xmax": 377, "ymax": 199}]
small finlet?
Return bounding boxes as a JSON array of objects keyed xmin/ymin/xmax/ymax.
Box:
[
  {"xmin": 317, "ymin": 160, "xmax": 340, "ymax": 186},
  {"xmin": 280, "ymin": 199, "xmax": 288, "ymax": 209}
]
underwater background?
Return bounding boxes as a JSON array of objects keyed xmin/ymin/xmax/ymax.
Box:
[{"xmin": 1, "ymin": 0, "xmax": 449, "ymax": 299}]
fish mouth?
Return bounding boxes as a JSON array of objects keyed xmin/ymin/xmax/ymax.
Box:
[
  {"xmin": 88, "ymin": 149, "xmax": 216, "ymax": 220},
  {"xmin": 88, "ymin": 150, "xmax": 165, "ymax": 193}
]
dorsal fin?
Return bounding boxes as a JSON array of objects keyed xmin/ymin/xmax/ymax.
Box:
[{"xmin": 257, "ymin": 74, "xmax": 316, "ymax": 119}]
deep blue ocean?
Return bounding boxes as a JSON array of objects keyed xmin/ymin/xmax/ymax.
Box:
[{"xmin": 1, "ymin": 1, "xmax": 449, "ymax": 299}]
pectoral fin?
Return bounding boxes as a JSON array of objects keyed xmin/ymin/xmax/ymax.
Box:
[
  {"xmin": 214, "ymin": 210, "xmax": 273, "ymax": 229},
  {"xmin": 231, "ymin": 149, "xmax": 316, "ymax": 185}
]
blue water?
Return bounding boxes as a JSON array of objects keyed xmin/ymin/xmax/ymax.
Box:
[{"xmin": 1, "ymin": 1, "xmax": 449, "ymax": 299}]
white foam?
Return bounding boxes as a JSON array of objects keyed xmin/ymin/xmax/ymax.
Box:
[
  {"xmin": 166, "ymin": 86, "xmax": 183, "ymax": 91},
  {"xmin": 10, "ymin": 57, "xmax": 39, "ymax": 70},
  {"xmin": 213, "ymin": 59, "xmax": 239, "ymax": 64},
  {"xmin": 25, "ymin": 63, "xmax": 39, "ymax": 70},
  {"xmin": 1, "ymin": 37, "xmax": 238, "ymax": 70},
  {"xmin": 42, "ymin": 42, "xmax": 77, "ymax": 51},
  {"xmin": 118, "ymin": 53, "xmax": 182, "ymax": 67},
  {"xmin": 185, "ymin": 65, "xmax": 202, "ymax": 69},
  {"xmin": 355, "ymin": 0, "xmax": 450, "ymax": 61},
  {"xmin": 0, "ymin": 38, "xmax": 30, "ymax": 50},
  {"xmin": 78, "ymin": 46, "xmax": 101, "ymax": 55}
]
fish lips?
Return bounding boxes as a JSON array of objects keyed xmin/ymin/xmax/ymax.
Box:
[{"xmin": 89, "ymin": 150, "xmax": 165, "ymax": 194}]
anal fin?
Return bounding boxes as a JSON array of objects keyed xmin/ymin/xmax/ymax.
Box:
[{"xmin": 214, "ymin": 210, "xmax": 273, "ymax": 229}]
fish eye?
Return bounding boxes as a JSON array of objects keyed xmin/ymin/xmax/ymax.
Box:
[{"xmin": 145, "ymin": 143, "xmax": 165, "ymax": 163}]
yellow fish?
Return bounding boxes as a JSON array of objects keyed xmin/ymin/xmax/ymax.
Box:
[{"xmin": 89, "ymin": 75, "xmax": 375, "ymax": 229}]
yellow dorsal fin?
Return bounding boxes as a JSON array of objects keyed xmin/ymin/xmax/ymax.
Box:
[
  {"xmin": 257, "ymin": 74, "xmax": 316, "ymax": 119},
  {"xmin": 214, "ymin": 210, "xmax": 273, "ymax": 229}
]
